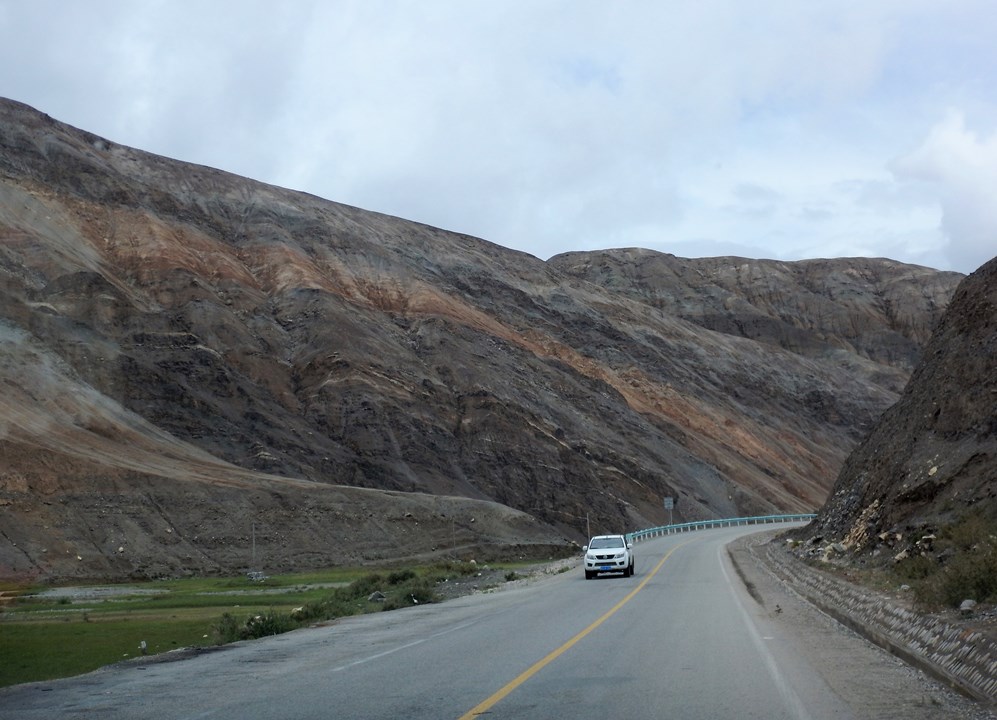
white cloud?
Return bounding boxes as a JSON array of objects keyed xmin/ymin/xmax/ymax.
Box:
[
  {"xmin": 891, "ymin": 111, "xmax": 997, "ymax": 273},
  {"xmin": 2, "ymin": 1, "xmax": 996, "ymax": 273}
]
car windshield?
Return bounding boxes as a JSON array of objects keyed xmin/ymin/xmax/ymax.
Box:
[{"xmin": 589, "ymin": 537, "xmax": 624, "ymax": 549}]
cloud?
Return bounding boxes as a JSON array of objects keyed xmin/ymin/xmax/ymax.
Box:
[
  {"xmin": 2, "ymin": 1, "xmax": 996, "ymax": 273},
  {"xmin": 891, "ymin": 111, "xmax": 997, "ymax": 273}
]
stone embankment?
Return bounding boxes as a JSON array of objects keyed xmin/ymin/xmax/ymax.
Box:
[{"xmin": 752, "ymin": 539, "xmax": 997, "ymax": 705}]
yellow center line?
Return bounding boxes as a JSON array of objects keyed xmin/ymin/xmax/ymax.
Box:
[{"xmin": 457, "ymin": 539, "xmax": 691, "ymax": 719}]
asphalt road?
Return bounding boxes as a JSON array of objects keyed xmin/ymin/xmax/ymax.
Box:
[{"xmin": 0, "ymin": 526, "xmax": 956, "ymax": 719}]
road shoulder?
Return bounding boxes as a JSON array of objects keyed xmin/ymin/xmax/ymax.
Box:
[{"xmin": 728, "ymin": 530, "xmax": 997, "ymax": 720}]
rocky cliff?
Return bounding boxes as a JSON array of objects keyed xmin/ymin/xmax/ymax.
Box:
[
  {"xmin": 0, "ymin": 98, "xmax": 965, "ymax": 581},
  {"xmin": 808, "ymin": 256, "xmax": 997, "ymax": 546}
]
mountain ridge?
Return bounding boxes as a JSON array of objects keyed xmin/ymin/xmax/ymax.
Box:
[{"xmin": 0, "ymin": 98, "xmax": 966, "ymax": 580}]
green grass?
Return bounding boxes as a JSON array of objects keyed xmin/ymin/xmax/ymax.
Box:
[
  {"xmin": 0, "ymin": 616, "xmax": 213, "ymax": 687},
  {"xmin": 891, "ymin": 512, "xmax": 997, "ymax": 610},
  {"xmin": 0, "ymin": 561, "xmax": 504, "ymax": 688}
]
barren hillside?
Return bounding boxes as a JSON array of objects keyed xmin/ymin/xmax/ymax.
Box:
[
  {"xmin": 0, "ymin": 98, "xmax": 965, "ymax": 581},
  {"xmin": 808, "ymin": 255, "xmax": 997, "ymax": 546}
]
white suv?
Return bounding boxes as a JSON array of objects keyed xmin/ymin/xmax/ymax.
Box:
[{"xmin": 583, "ymin": 534, "xmax": 635, "ymax": 579}]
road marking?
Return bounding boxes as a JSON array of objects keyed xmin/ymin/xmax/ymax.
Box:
[
  {"xmin": 331, "ymin": 619, "xmax": 480, "ymax": 672},
  {"xmin": 717, "ymin": 545, "xmax": 814, "ymax": 720},
  {"xmin": 457, "ymin": 540, "xmax": 690, "ymax": 719}
]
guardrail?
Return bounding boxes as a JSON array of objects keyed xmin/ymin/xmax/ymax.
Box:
[{"xmin": 627, "ymin": 513, "xmax": 816, "ymax": 543}]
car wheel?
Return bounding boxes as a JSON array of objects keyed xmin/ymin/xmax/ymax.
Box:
[{"xmin": 585, "ymin": 570, "xmax": 594, "ymax": 580}]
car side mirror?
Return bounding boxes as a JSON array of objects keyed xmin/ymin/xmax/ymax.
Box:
[{"xmin": 582, "ymin": 546, "xmax": 588, "ymax": 553}]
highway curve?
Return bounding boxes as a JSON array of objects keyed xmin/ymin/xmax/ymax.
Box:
[{"xmin": 2, "ymin": 526, "xmax": 990, "ymax": 719}]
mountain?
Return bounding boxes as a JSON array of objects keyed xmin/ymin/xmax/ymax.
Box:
[
  {"xmin": 0, "ymin": 98, "xmax": 965, "ymax": 581},
  {"xmin": 807, "ymin": 256, "xmax": 997, "ymax": 547}
]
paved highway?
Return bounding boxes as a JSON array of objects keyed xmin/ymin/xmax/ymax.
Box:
[{"xmin": 0, "ymin": 526, "xmax": 973, "ymax": 719}]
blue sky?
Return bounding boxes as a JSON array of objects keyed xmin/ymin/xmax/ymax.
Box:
[{"xmin": 2, "ymin": 1, "xmax": 996, "ymax": 274}]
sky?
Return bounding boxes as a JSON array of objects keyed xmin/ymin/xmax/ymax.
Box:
[{"xmin": 2, "ymin": 1, "xmax": 996, "ymax": 275}]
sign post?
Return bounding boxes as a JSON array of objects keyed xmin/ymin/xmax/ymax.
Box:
[{"xmin": 663, "ymin": 497, "xmax": 674, "ymax": 526}]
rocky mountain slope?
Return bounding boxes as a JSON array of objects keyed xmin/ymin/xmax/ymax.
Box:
[
  {"xmin": 808, "ymin": 256, "xmax": 997, "ymax": 546},
  {"xmin": 0, "ymin": 98, "xmax": 965, "ymax": 581}
]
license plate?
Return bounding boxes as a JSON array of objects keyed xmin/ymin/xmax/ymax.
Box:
[{"xmin": 599, "ymin": 565, "xmax": 613, "ymax": 571}]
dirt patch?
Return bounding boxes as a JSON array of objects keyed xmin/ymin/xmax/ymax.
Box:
[
  {"xmin": 433, "ymin": 557, "xmax": 579, "ymax": 602},
  {"xmin": 31, "ymin": 586, "xmax": 168, "ymax": 601}
]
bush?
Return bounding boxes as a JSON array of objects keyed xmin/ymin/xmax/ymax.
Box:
[
  {"xmin": 906, "ymin": 512, "xmax": 997, "ymax": 609},
  {"xmin": 243, "ymin": 610, "xmax": 297, "ymax": 639},
  {"xmin": 287, "ymin": 603, "xmax": 313, "ymax": 622},
  {"xmin": 211, "ymin": 609, "xmax": 298, "ymax": 643},
  {"xmin": 387, "ymin": 569, "xmax": 417, "ymax": 585},
  {"xmin": 382, "ymin": 579, "xmax": 436, "ymax": 610},
  {"xmin": 430, "ymin": 560, "xmax": 479, "ymax": 578},
  {"xmin": 405, "ymin": 580, "xmax": 436, "ymax": 605},
  {"xmin": 943, "ymin": 512, "xmax": 993, "ymax": 551},
  {"xmin": 894, "ymin": 554, "xmax": 934, "ymax": 581},
  {"xmin": 915, "ymin": 546, "xmax": 997, "ymax": 608},
  {"xmin": 348, "ymin": 573, "xmax": 385, "ymax": 598},
  {"xmin": 212, "ymin": 612, "xmax": 244, "ymax": 645},
  {"xmin": 211, "ymin": 564, "xmax": 443, "ymax": 647}
]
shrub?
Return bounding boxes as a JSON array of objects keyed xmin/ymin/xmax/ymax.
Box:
[
  {"xmin": 211, "ymin": 609, "xmax": 298, "ymax": 643},
  {"xmin": 210, "ymin": 564, "xmax": 442, "ymax": 647},
  {"xmin": 430, "ymin": 560, "xmax": 478, "ymax": 577},
  {"xmin": 212, "ymin": 612, "xmax": 243, "ymax": 645},
  {"xmin": 406, "ymin": 580, "xmax": 436, "ymax": 605},
  {"xmin": 243, "ymin": 610, "xmax": 297, "ymax": 639},
  {"xmin": 943, "ymin": 512, "xmax": 993, "ymax": 551},
  {"xmin": 291, "ymin": 601, "xmax": 330, "ymax": 623},
  {"xmin": 915, "ymin": 545, "xmax": 997, "ymax": 608},
  {"xmin": 907, "ymin": 512, "xmax": 997, "ymax": 609},
  {"xmin": 894, "ymin": 554, "xmax": 934, "ymax": 581},
  {"xmin": 387, "ymin": 569, "xmax": 417, "ymax": 585},
  {"xmin": 382, "ymin": 579, "xmax": 436, "ymax": 610},
  {"xmin": 348, "ymin": 573, "xmax": 385, "ymax": 599}
]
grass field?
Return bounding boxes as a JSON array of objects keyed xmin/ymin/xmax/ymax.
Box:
[
  {"xmin": 1, "ymin": 615, "xmax": 214, "ymax": 686},
  {"xmin": 0, "ymin": 568, "xmax": 365, "ymax": 688},
  {"xmin": 0, "ymin": 561, "xmax": 525, "ymax": 688}
]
